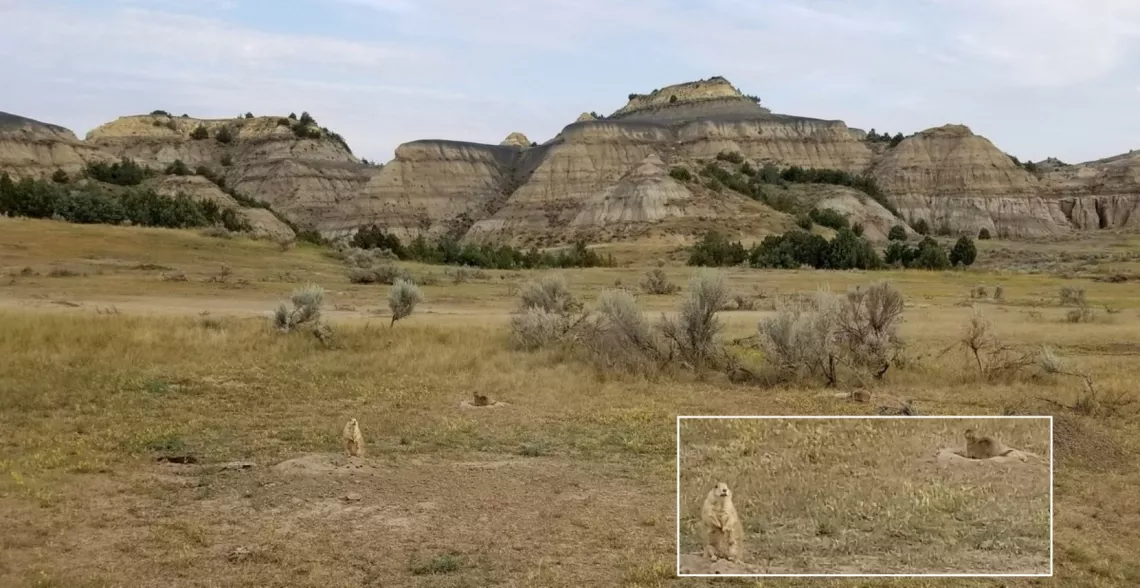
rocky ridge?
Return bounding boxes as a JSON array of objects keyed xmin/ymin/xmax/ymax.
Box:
[
  {"xmin": 0, "ymin": 111, "xmax": 346, "ymax": 241},
  {"xmin": 350, "ymin": 79, "xmax": 1140, "ymax": 242},
  {"xmin": 876, "ymin": 125, "xmax": 1140, "ymax": 237},
  {"xmin": 86, "ymin": 113, "xmax": 374, "ymax": 231},
  {"xmin": 148, "ymin": 175, "xmax": 295, "ymax": 240},
  {"xmin": 3, "ymin": 77, "xmax": 1140, "ymax": 244},
  {"xmin": 0, "ymin": 112, "xmax": 112, "ymax": 179},
  {"xmin": 610, "ymin": 76, "xmax": 773, "ymax": 121},
  {"xmin": 349, "ymin": 81, "xmax": 887, "ymax": 246},
  {"xmin": 499, "ymin": 132, "xmax": 532, "ymax": 148}
]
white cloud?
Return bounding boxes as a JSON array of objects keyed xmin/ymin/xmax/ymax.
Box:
[
  {"xmin": 4, "ymin": 5, "xmax": 430, "ymax": 72},
  {"xmin": 945, "ymin": 0, "xmax": 1140, "ymax": 86},
  {"xmin": 0, "ymin": 1, "xmax": 523, "ymax": 159},
  {"xmin": 3, "ymin": 0, "xmax": 1139, "ymax": 163}
]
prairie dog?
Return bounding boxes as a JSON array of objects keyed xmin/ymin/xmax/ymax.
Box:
[
  {"xmin": 964, "ymin": 428, "xmax": 1013, "ymax": 459},
  {"xmin": 472, "ymin": 392, "xmax": 493, "ymax": 407},
  {"xmin": 700, "ymin": 482, "xmax": 744, "ymax": 562},
  {"xmin": 342, "ymin": 418, "xmax": 365, "ymax": 457}
]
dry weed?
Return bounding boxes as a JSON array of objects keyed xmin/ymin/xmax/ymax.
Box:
[
  {"xmin": 1059, "ymin": 285, "xmax": 1087, "ymax": 307},
  {"xmin": 639, "ymin": 268, "xmax": 678, "ymax": 295},
  {"xmin": 758, "ymin": 281, "xmax": 905, "ymax": 386},
  {"xmin": 517, "ymin": 275, "xmax": 582, "ymax": 315},
  {"xmin": 659, "ymin": 270, "xmax": 730, "ymax": 368}
]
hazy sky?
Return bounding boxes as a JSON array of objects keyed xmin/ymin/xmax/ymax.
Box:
[{"xmin": 3, "ymin": 0, "xmax": 1139, "ymax": 164}]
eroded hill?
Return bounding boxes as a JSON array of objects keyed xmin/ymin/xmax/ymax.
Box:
[
  {"xmin": 3, "ymin": 76, "xmax": 1139, "ymax": 244},
  {"xmin": 355, "ymin": 76, "xmax": 1140, "ymax": 243},
  {"xmin": 85, "ymin": 113, "xmax": 375, "ymax": 232}
]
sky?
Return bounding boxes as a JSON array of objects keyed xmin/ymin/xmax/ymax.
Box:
[{"xmin": 3, "ymin": 0, "xmax": 1140, "ymax": 165}]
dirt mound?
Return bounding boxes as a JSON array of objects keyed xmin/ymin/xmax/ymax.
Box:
[
  {"xmin": 931, "ymin": 447, "xmax": 1043, "ymax": 466},
  {"xmin": 271, "ymin": 453, "xmax": 381, "ymax": 476},
  {"xmin": 458, "ymin": 400, "xmax": 510, "ymax": 409}
]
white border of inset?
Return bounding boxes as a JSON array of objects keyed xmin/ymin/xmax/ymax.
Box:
[{"xmin": 675, "ymin": 415, "xmax": 1054, "ymax": 578}]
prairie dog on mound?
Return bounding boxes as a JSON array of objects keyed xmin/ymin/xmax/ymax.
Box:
[
  {"xmin": 700, "ymin": 482, "xmax": 744, "ymax": 562},
  {"xmin": 472, "ymin": 392, "xmax": 493, "ymax": 407},
  {"xmin": 964, "ymin": 428, "xmax": 1014, "ymax": 459},
  {"xmin": 342, "ymin": 418, "xmax": 365, "ymax": 457}
]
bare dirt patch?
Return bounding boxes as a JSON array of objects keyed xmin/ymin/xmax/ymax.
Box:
[
  {"xmin": 1, "ymin": 454, "xmax": 674, "ymax": 587},
  {"xmin": 271, "ymin": 453, "xmax": 382, "ymax": 476}
]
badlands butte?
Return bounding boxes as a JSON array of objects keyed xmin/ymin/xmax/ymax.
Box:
[{"xmin": 3, "ymin": 76, "xmax": 1140, "ymax": 247}]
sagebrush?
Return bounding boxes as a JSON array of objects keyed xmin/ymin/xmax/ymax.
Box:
[
  {"xmin": 581, "ymin": 288, "xmax": 666, "ymax": 373},
  {"xmin": 640, "ymin": 268, "xmax": 679, "ymax": 295},
  {"xmin": 508, "ymin": 271, "xmax": 735, "ymax": 373},
  {"xmin": 517, "ymin": 276, "xmax": 582, "ymax": 315},
  {"xmin": 274, "ymin": 284, "xmax": 323, "ymax": 331},
  {"xmin": 659, "ymin": 270, "xmax": 731, "ymax": 368},
  {"xmin": 758, "ymin": 281, "xmax": 905, "ymax": 386},
  {"xmin": 272, "ymin": 284, "xmax": 335, "ymax": 346},
  {"xmin": 388, "ymin": 279, "xmax": 423, "ymax": 326}
]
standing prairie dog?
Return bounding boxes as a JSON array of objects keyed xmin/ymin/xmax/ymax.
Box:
[
  {"xmin": 964, "ymin": 428, "xmax": 1014, "ymax": 459},
  {"xmin": 342, "ymin": 418, "xmax": 365, "ymax": 457},
  {"xmin": 700, "ymin": 482, "xmax": 744, "ymax": 563}
]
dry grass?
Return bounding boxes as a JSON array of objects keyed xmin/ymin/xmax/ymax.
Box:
[
  {"xmin": 1, "ymin": 217, "xmax": 1140, "ymax": 586},
  {"xmin": 679, "ymin": 417, "xmax": 1051, "ymax": 574}
]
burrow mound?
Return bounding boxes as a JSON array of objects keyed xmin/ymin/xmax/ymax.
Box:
[
  {"xmin": 930, "ymin": 447, "xmax": 1043, "ymax": 466},
  {"xmin": 271, "ymin": 453, "xmax": 381, "ymax": 476},
  {"xmin": 458, "ymin": 399, "xmax": 510, "ymax": 409}
]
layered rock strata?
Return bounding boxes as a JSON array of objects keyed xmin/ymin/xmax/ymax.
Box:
[
  {"xmin": 872, "ymin": 125, "xmax": 1140, "ymax": 237},
  {"xmin": 86, "ymin": 114, "xmax": 373, "ymax": 229},
  {"xmin": 0, "ymin": 112, "xmax": 111, "ymax": 179},
  {"xmin": 8, "ymin": 74, "xmax": 1140, "ymax": 244}
]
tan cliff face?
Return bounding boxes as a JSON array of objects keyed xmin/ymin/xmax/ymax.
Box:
[
  {"xmin": 610, "ymin": 76, "xmax": 772, "ymax": 122},
  {"xmin": 872, "ymin": 124, "xmax": 1047, "ymax": 237},
  {"xmin": 349, "ymin": 78, "xmax": 1140, "ymax": 244},
  {"xmin": 1036, "ymin": 153, "xmax": 1140, "ymax": 232},
  {"xmin": 871, "ymin": 124, "xmax": 1140, "ymax": 238},
  {"xmin": 363, "ymin": 111, "xmax": 876, "ymax": 245},
  {"xmin": 676, "ymin": 116, "xmax": 873, "ymax": 173},
  {"xmin": 87, "ymin": 113, "xmax": 372, "ymax": 229},
  {"xmin": 341, "ymin": 140, "xmax": 520, "ymax": 241},
  {"xmin": 353, "ymin": 78, "xmax": 880, "ymax": 245},
  {"xmin": 467, "ymin": 122, "xmax": 678, "ymax": 242},
  {"xmin": 0, "ymin": 112, "xmax": 111, "ymax": 179},
  {"xmin": 499, "ymin": 132, "xmax": 532, "ymax": 148},
  {"xmin": 352, "ymin": 121, "xmax": 799, "ymax": 247}
]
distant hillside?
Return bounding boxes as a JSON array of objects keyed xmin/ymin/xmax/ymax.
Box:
[
  {"xmin": 3, "ymin": 77, "xmax": 1140, "ymax": 244},
  {"xmin": 0, "ymin": 111, "xmax": 72, "ymax": 134}
]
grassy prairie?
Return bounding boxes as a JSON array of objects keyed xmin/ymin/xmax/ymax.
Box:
[
  {"xmin": 1, "ymin": 217, "xmax": 1140, "ymax": 587},
  {"xmin": 679, "ymin": 417, "xmax": 1051, "ymax": 574}
]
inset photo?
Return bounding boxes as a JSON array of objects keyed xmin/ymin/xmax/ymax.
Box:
[{"xmin": 677, "ymin": 416, "xmax": 1052, "ymax": 577}]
